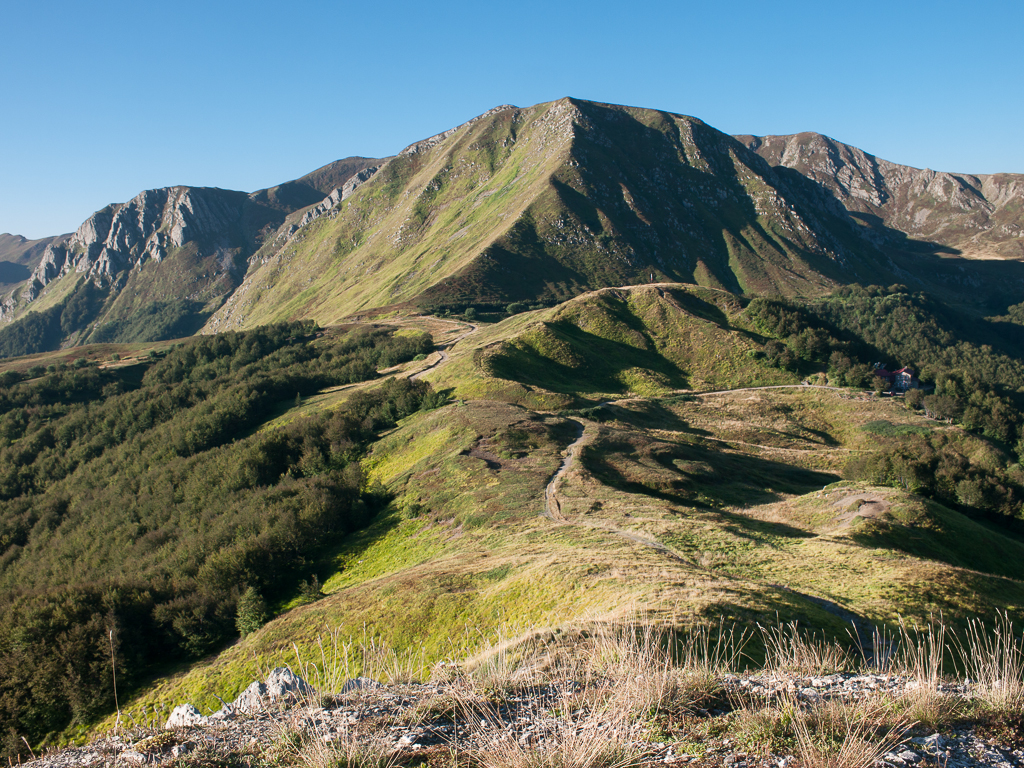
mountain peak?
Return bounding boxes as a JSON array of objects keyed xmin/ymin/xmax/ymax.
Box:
[{"xmin": 4, "ymin": 98, "xmax": 1024, "ymax": 354}]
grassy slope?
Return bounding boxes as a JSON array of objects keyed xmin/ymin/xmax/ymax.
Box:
[
  {"xmin": 431, "ymin": 284, "xmax": 798, "ymax": 405},
  {"xmin": 92, "ymin": 290, "xmax": 1024, "ymax": 735},
  {"xmin": 204, "ymin": 100, "xmax": 868, "ymax": 337},
  {"xmin": 204, "ymin": 102, "xmax": 573, "ymax": 330},
  {"xmin": 98, "ymin": 391, "xmax": 1024, "ymax": 729}
]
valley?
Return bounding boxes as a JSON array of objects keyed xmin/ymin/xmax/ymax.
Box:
[{"xmin": 1, "ymin": 98, "xmax": 1024, "ymax": 759}]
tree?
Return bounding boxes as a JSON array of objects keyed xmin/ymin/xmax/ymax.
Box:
[{"xmin": 236, "ymin": 587, "xmax": 268, "ymax": 637}]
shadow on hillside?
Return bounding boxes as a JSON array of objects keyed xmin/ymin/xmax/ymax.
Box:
[
  {"xmin": 581, "ymin": 434, "xmax": 837, "ymax": 520},
  {"xmin": 0, "ymin": 261, "xmax": 30, "ymax": 285},
  {"xmin": 849, "ymin": 512, "xmax": 1024, "ymax": 581},
  {"xmin": 488, "ymin": 321, "xmax": 688, "ymax": 395},
  {"xmin": 603, "ymin": 400, "xmax": 713, "ymax": 437}
]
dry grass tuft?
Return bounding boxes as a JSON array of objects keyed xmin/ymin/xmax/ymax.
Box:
[
  {"xmin": 585, "ymin": 619, "xmax": 746, "ymax": 719},
  {"xmin": 279, "ymin": 721, "xmax": 403, "ymax": 768},
  {"xmin": 465, "ymin": 710, "xmax": 646, "ymax": 768},
  {"xmin": 250, "ymin": 613, "xmax": 1024, "ymax": 767},
  {"xmin": 791, "ymin": 697, "xmax": 909, "ymax": 768},
  {"xmin": 874, "ymin": 617, "xmax": 959, "ymax": 730},
  {"xmin": 758, "ymin": 620, "xmax": 854, "ymax": 676},
  {"xmin": 954, "ymin": 612, "xmax": 1024, "ymax": 715}
]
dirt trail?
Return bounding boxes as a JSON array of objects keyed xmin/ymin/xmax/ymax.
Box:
[
  {"xmin": 540, "ymin": 420, "xmax": 696, "ymax": 564},
  {"xmin": 717, "ymin": 438, "xmax": 855, "ymax": 454},
  {"xmin": 543, "ymin": 420, "xmax": 586, "ymax": 520},
  {"xmin": 606, "ymin": 384, "xmax": 850, "ymax": 409},
  {"xmin": 589, "ymin": 523, "xmax": 694, "ymax": 565},
  {"xmin": 410, "ymin": 320, "xmax": 477, "ymax": 381},
  {"xmin": 697, "ymin": 384, "xmax": 846, "ymax": 396}
]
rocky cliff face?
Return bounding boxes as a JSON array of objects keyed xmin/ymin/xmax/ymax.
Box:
[
  {"xmin": 0, "ymin": 158, "xmax": 384, "ymax": 343},
  {"xmin": 0, "ymin": 233, "xmax": 66, "ymax": 289},
  {"xmin": 737, "ymin": 132, "xmax": 1024, "ymax": 260},
  {"xmin": 21, "ymin": 187, "xmax": 252, "ymax": 302}
]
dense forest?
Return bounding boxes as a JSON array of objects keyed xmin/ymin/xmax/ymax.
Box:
[
  {"xmin": 745, "ymin": 285, "xmax": 1024, "ymax": 523},
  {"xmin": 0, "ymin": 322, "xmax": 442, "ymax": 755},
  {"xmin": 0, "ymin": 285, "xmax": 215, "ymax": 357}
]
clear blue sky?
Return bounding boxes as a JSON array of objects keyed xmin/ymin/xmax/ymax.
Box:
[{"xmin": 2, "ymin": 0, "xmax": 1022, "ymax": 239}]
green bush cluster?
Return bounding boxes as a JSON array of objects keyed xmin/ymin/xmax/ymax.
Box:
[
  {"xmin": 0, "ymin": 283, "xmax": 107, "ymax": 358},
  {"xmin": 0, "ymin": 322, "xmax": 440, "ymax": 755},
  {"xmin": 747, "ymin": 286, "xmax": 1024, "ymax": 451},
  {"xmin": 844, "ymin": 431, "xmax": 1024, "ymax": 522}
]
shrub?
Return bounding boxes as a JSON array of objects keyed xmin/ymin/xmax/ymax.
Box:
[{"xmin": 236, "ymin": 587, "xmax": 268, "ymax": 637}]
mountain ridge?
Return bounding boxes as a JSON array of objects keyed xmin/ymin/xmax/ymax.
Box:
[
  {"xmin": 0, "ymin": 233, "xmax": 67, "ymax": 291},
  {"xmin": 3, "ymin": 99, "xmax": 1023, "ymax": 355},
  {"xmin": 737, "ymin": 131, "xmax": 1024, "ymax": 260},
  {"xmin": 0, "ymin": 157, "xmax": 384, "ymax": 345}
]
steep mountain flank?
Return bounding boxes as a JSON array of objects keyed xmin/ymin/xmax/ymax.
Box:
[
  {"xmin": 0, "ymin": 158, "xmax": 382, "ymax": 350},
  {"xmin": 737, "ymin": 132, "xmax": 1024, "ymax": 261},
  {"xmin": 206, "ymin": 99, "xmax": 891, "ymax": 333},
  {"xmin": 6, "ymin": 100, "xmax": 1024, "ymax": 356}
]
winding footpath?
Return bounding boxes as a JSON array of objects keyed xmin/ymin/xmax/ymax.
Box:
[
  {"xmin": 409, "ymin": 320, "xmax": 477, "ymax": 381},
  {"xmin": 542, "ymin": 420, "xmax": 587, "ymax": 521}
]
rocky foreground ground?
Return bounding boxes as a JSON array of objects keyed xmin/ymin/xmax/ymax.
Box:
[{"xmin": 22, "ymin": 666, "xmax": 1024, "ymax": 768}]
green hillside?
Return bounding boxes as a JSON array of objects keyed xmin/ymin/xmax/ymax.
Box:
[
  {"xmin": 4, "ymin": 97, "xmax": 1024, "ymax": 763},
  {"xmin": 204, "ymin": 99, "xmax": 884, "ymax": 334},
  {"xmin": 92, "ymin": 388, "xmax": 1024, "ymax": 733}
]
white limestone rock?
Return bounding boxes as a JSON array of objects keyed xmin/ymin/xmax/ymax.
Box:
[{"xmin": 164, "ymin": 703, "xmax": 208, "ymax": 729}]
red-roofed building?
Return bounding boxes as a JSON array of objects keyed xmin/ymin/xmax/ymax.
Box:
[
  {"xmin": 894, "ymin": 367, "xmax": 919, "ymax": 392},
  {"xmin": 873, "ymin": 364, "xmax": 921, "ymax": 393}
]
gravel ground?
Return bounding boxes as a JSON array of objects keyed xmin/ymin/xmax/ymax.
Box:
[{"xmin": 22, "ymin": 671, "xmax": 1024, "ymax": 768}]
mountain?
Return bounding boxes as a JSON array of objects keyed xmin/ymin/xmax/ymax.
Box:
[
  {"xmin": 6, "ymin": 283, "xmax": 1024, "ymax": 753},
  {"xmin": 0, "ymin": 233, "xmax": 67, "ymax": 290},
  {"xmin": 3, "ymin": 98, "xmax": 1024, "ymax": 356},
  {"xmin": 195, "ymin": 99, "xmax": 1024, "ymax": 331},
  {"xmin": 204, "ymin": 100, "xmax": 862, "ymax": 334},
  {"xmin": 0, "ymin": 157, "xmax": 383, "ymax": 350},
  {"xmin": 737, "ymin": 131, "xmax": 1024, "ymax": 261}
]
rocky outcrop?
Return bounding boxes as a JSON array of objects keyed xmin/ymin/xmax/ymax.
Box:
[
  {"xmin": 16, "ymin": 187, "xmax": 253, "ymax": 307},
  {"xmin": 28, "ymin": 671, "xmax": 1022, "ymax": 768},
  {"xmin": 161, "ymin": 668, "xmax": 386, "ymax": 729},
  {"xmin": 0, "ymin": 157, "xmax": 385, "ymax": 333},
  {"xmin": 738, "ymin": 132, "xmax": 1024, "ymax": 259},
  {"xmin": 296, "ymin": 164, "xmax": 385, "ymax": 230},
  {"xmin": 228, "ymin": 667, "xmax": 315, "ymax": 716}
]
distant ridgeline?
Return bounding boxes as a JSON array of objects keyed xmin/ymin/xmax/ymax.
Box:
[
  {"xmin": 3, "ymin": 99, "xmax": 1024, "ymax": 355},
  {"xmin": 0, "ymin": 322, "xmax": 444, "ymax": 753}
]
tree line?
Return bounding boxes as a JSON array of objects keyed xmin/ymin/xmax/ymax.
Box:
[
  {"xmin": 0, "ymin": 322, "xmax": 442, "ymax": 756},
  {"xmin": 745, "ymin": 284, "xmax": 1024, "ymax": 523}
]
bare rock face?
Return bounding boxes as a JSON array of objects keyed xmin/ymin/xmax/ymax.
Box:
[
  {"xmin": 738, "ymin": 132, "xmax": 1024, "ymax": 260},
  {"xmin": 17, "ymin": 187, "xmax": 252, "ymax": 307},
  {"xmin": 0, "ymin": 156, "xmax": 384, "ymax": 335},
  {"xmin": 227, "ymin": 667, "xmax": 315, "ymax": 716},
  {"xmin": 295, "ymin": 164, "xmax": 385, "ymax": 231},
  {"xmin": 165, "ymin": 704, "xmax": 208, "ymax": 729},
  {"xmin": 162, "ymin": 668, "xmax": 383, "ymax": 730}
]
